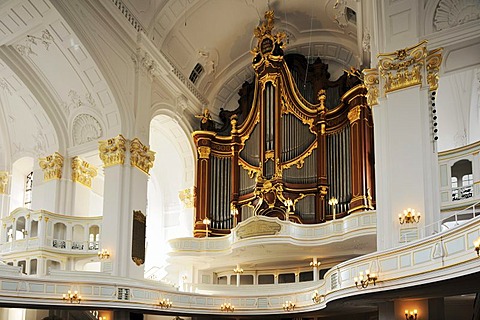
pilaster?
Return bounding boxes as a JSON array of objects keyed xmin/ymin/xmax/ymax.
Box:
[
  {"xmin": 373, "ymin": 41, "xmax": 443, "ymax": 249},
  {"xmin": 99, "ymin": 135, "xmax": 155, "ymax": 279},
  {"xmin": 33, "ymin": 152, "xmax": 64, "ymax": 213},
  {"xmin": 70, "ymin": 156, "xmax": 97, "ymax": 216}
]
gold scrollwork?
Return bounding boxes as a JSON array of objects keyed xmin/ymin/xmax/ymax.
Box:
[
  {"xmin": 238, "ymin": 160, "xmax": 260, "ymax": 179},
  {"xmin": 71, "ymin": 157, "xmax": 97, "ymax": 188},
  {"xmin": 362, "ymin": 68, "xmax": 379, "ymax": 106},
  {"xmin": 378, "ymin": 40, "xmax": 427, "ymax": 93},
  {"xmin": 99, "ymin": 134, "xmax": 127, "ymax": 167},
  {"xmin": 0, "ymin": 171, "xmax": 8, "ymax": 194},
  {"xmin": 282, "ymin": 141, "xmax": 317, "ymax": 170},
  {"xmin": 178, "ymin": 188, "xmax": 195, "ymax": 208},
  {"xmin": 130, "ymin": 138, "xmax": 156, "ymax": 175},
  {"xmin": 426, "ymin": 47, "xmax": 443, "ymax": 91},
  {"xmin": 197, "ymin": 146, "xmax": 211, "ymax": 159},
  {"xmin": 347, "ymin": 106, "xmax": 362, "ymax": 123},
  {"xmin": 38, "ymin": 152, "xmax": 64, "ymax": 181}
]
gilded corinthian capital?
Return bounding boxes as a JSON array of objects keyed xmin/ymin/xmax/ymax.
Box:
[
  {"xmin": 98, "ymin": 134, "xmax": 127, "ymax": 167},
  {"xmin": 0, "ymin": 171, "xmax": 8, "ymax": 194},
  {"xmin": 130, "ymin": 138, "xmax": 155, "ymax": 175},
  {"xmin": 38, "ymin": 152, "xmax": 64, "ymax": 181},
  {"xmin": 71, "ymin": 157, "xmax": 97, "ymax": 188}
]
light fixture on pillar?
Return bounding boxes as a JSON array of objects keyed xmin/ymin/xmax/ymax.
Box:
[
  {"xmin": 399, "ymin": 208, "xmax": 420, "ymax": 224},
  {"xmin": 97, "ymin": 249, "xmax": 110, "ymax": 260},
  {"xmin": 233, "ymin": 266, "xmax": 244, "ymax": 274},
  {"xmin": 328, "ymin": 197, "xmax": 338, "ymax": 219},
  {"xmin": 284, "ymin": 198, "xmax": 294, "ymax": 221},
  {"xmin": 354, "ymin": 269, "xmax": 377, "ymax": 289},
  {"xmin": 230, "ymin": 203, "xmax": 239, "ymax": 227},
  {"xmin": 309, "ymin": 260, "xmax": 321, "ymax": 267},
  {"xmin": 312, "ymin": 290, "xmax": 325, "ymax": 303},
  {"xmin": 405, "ymin": 309, "xmax": 418, "ymax": 320},
  {"xmin": 21, "ymin": 229, "xmax": 28, "ymax": 237},
  {"xmin": 62, "ymin": 290, "xmax": 81, "ymax": 303},
  {"xmin": 474, "ymin": 237, "xmax": 480, "ymax": 256},
  {"xmin": 202, "ymin": 217, "xmax": 211, "ymax": 238},
  {"xmin": 158, "ymin": 298, "xmax": 172, "ymax": 309},
  {"xmin": 220, "ymin": 302, "xmax": 235, "ymax": 312},
  {"xmin": 282, "ymin": 300, "xmax": 295, "ymax": 311}
]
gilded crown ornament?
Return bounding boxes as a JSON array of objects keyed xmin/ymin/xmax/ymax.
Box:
[
  {"xmin": 71, "ymin": 157, "xmax": 97, "ymax": 188},
  {"xmin": 99, "ymin": 134, "xmax": 127, "ymax": 167},
  {"xmin": 39, "ymin": 152, "xmax": 64, "ymax": 181},
  {"xmin": 130, "ymin": 138, "xmax": 155, "ymax": 175}
]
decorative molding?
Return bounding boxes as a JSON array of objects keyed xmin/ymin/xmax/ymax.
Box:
[
  {"xmin": 362, "ymin": 30, "xmax": 371, "ymax": 53},
  {"xmin": 236, "ymin": 217, "xmax": 282, "ymax": 239},
  {"xmin": 426, "ymin": 47, "xmax": 444, "ymax": 91},
  {"xmin": 62, "ymin": 90, "xmax": 97, "ymax": 116},
  {"xmin": 132, "ymin": 49, "xmax": 161, "ymax": 79},
  {"xmin": 130, "ymin": 138, "xmax": 155, "ymax": 175},
  {"xmin": 0, "ymin": 79, "xmax": 12, "ymax": 95},
  {"xmin": 99, "ymin": 134, "xmax": 127, "ymax": 167},
  {"xmin": 15, "ymin": 29, "xmax": 54, "ymax": 57},
  {"xmin": 72, "ymin": 114, "xmax": 103, "ymax": 146},
  {"xmin": 71, "ymin": 157, "xmax": 97, "ymax": 188},
  {"xmin": 38, "ymin": 152, "xmax": 64, "ymax": 181},
  {"xmin": 348, "ymin": 106, "xmax": 362, "ymax": 123},
  {"xmin": 434, "ymin": 0, "xmax": 480, "ymax": 31},
  {"xmin": 0, "ymin": 171, "xmax": 9, "ymax": 194},
  {"xmin": 33, "ymin": 129, "xmax": 47, "ymax": 157},
  {"xmin": 378, "ymin": 41, "xmax": 427, "ymax": 93},
  {"xmin": 197, "ymin": 146, "xmax": 211, "ymax": 159},
  {"xmin": 111, "ymin": 0, "xmax": 145, "ymax": 33},
  {"xmin": 362, "ymin": 68, "xmax": 379, "ymax": 106},
  {"xmin": 333, "ymin": 0, "xmax": 348, "ymax": 29},
  {"xmin": 178, "ymin": 188, "xmax": 195, "ymax": 208}
]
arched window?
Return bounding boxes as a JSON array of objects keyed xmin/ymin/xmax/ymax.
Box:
[
  {"xmin": 24, "ymin": 171, "xmax": 33, "ymax": 209},
  {"xmin": 53, "ymin": 223, "xmax": 67, "ymax": 249},
  {"xmin": 451, "ymin": 159, "xmax": 473, "ymax": 201}
]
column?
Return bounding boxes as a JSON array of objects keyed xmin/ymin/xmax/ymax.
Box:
[
  {"xmin": 99, "ymin": 135, "xmax": 155, "ymax": 279},
  {"xmin": 371, "ymin": 41, "xmax": 443, "ymax": 249},
  {"xmin": 33, "ymin": 152, "xmax": 64, "ymax": 213},
  {"xmin": 0, "ymin": 171, "xmax": 9, "ymax": 218},
  {"xmin": 70, "ymin": 156, "xmax": 97, "ymax": 216}
]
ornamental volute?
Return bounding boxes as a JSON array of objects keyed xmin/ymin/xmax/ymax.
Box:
[
  {"xmin": 71, "ymin": 157, "xmax": 97, "ymax": 188},
  {"xmin": 38, "ymin": 152, "xmax": 64, "ymax": 181},
  {"xmin": 0, "ymin": 171, "xmax": 8, "ymax": 194},
  {"xmin": 98, "ymin": 134, "xmax": 127, "ymax": 167},
  {"xmin": 130, "ymin": 138, "xmax": 155, "ymax": 175}
]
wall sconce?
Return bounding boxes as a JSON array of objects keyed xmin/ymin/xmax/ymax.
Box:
[
  {"xmin": 230, "ymin": 203, "xmax": 239, "ymax": 227},
  {"xmin": 233, "ymin": 266, "xmax": 244, "ymax": 274},
  {"xmin": 97, "ymin": 249, "xmax": 110, "ymax": 260},
  {"xmin": 354, "ymin": 269, "xmax": 377, "ymax": 289},
  {"xmin": 328, "ymin": 197, "xmax": 338, "ymax": 219},
  {"xmin": 158, "ymin": 298, "xmax": 172, "ymax": 309},
  {"xmin": 202, "ymin": 217, "xmax": 211, "ymax": 238},
  {"xmin": 220, "ymin": 302, "xmax": 235, "ymax": 312},
  {"xmin": 282, "ymin": 300, "xmax": 295, "ymax": 311},
  {"xmin": 399, "ymin": 208, "xmax": 420, "ymax": 224},
  {"xmin": 405, "ymin": 309, "xmax": 418, "ymax": 320},
  {"xmin": 284, "ymin": 199, "xmax": 294, "ymax": 212},
  {"xmin": 312, "ymin": 290, "xmax": 324, "ymax": 303},
  {"xmin": 62, "ymin": 290, "xmax": 81, "ymax": 303},
  {"xmin": 474, "ymin": 237, "xmax": 480, "ymax": 256},
  {"xmin": 310, "ymin": 260, "xmax": 320, "ymax": 267}
]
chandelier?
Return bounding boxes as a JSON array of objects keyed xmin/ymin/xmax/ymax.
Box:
[
  {"xmin": 405, "ymin": 309, "xmax": 418, "ymax": 320},
  {"xmin": 62, "ymin": 290, "xmax": 81, "ymax": 303},
  {"xmin": 97, "ymin": 249, "xmax": 110, "ymax": 259},
  {"xmin": 398, "ymin": 208, "xmax": 420, "ymax": 224}
]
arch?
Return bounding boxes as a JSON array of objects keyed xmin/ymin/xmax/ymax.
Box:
[
  {"xmin": 145, "ymin": 112, "xmax": 195, "ymax": 279},
  {"xmin": 53, "ymin": 223, "xmax": 67, "ymax": 240},
  {"xmin": 9, "ymin": 157, "xmax": 34, "ymax": 213}
]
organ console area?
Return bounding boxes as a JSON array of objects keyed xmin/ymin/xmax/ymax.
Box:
[{"xmin": 192, "ymin": 10, "xmax": 375, "ymax": 237}]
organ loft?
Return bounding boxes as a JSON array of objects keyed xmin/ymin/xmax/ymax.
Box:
[{"xmin": 192, "ymin": 11, "xmax": 375, "ymax": 237}]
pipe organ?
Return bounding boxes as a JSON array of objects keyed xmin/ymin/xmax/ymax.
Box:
[{"xmin": 193, "ymin": 11, "xmax": 375, "ymax": 237}]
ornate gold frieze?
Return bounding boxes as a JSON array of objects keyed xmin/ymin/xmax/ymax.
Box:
[
  {"xmin": 238, "ymin": 159, "xmax": 260, "ymax": 179},
  {"xmin": 378, "ymin": 40, "xmax": 427, "ymax": 93},
  {"xmin": 348, "ymin": 106, "xmax": 362, "ymax": 123},
  {"xmin": 236, "ymin": 216, "xmax": 282, "ymax": 239},
  {"xmin": 426, "ymin": 47, "xmax": 443, "ymax": 91},
  {"xmin": 39, "ymin": 152, "xmax": 64, "ymax": 181},
  {"xmin": 197, "ymin": 146, "xmax": 211, "ymax": 159},
  {"xmin": 71, "ymin": 157, "xmax": 97, "ymax": 188},
  {"xmin": 178, "ymin": 188, "xmax": 195, "ymax": 208},
  {"xmin": 362, "ymin": 69, "xmax": 379, "ymax": 106},
  {"xmin": 130, "ymin": 138, "xmax": 156, "ymax": 175},
  {"xmin": 0, "ymin": 171, "xmax": 8, "ymax": 194},
  {"xmin": 99, "ymin": 134, "xmax": 127, "ymax": 167}
]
